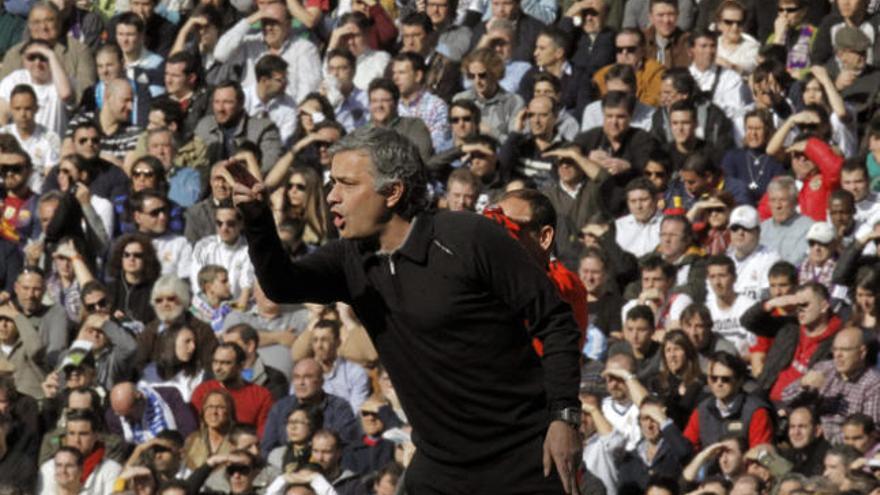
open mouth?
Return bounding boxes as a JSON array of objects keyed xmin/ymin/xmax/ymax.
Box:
[{"xmin": 332, "ymin": 212, "xmax": 345, "ymax": 229}]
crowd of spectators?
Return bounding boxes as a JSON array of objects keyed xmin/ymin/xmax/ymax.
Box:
[{"xmin": 2, "ymin": 0, "xmax": 880, "ymax": 492}]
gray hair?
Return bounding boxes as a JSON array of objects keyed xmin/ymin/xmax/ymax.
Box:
[
  {"xmin": 766, "ymin": 175, "xmax": 798, "ymax": 201},
  {"xmin": 327, "ymin": 126, "xmax": 428, "ymax": 220},
  {"xmin": 150, "ymin": 274, "xmax": 192, "ymax": 308},
  {"xmin": 771, "ymin": 473, "xmax": 807, "ymax": 495}
]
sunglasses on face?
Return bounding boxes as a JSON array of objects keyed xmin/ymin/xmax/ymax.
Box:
[
  {"xmin": 729, "ymin": 225, "xmax": 752, "ymax": 233},
  {"xmin": 287, "ymin": 182, "xmax": 307, "ymax": 191},
  {"xmin": 616, "ymin": 46, "xmax": 638, "ymax": 54},
  {"xmin": 123, "ymin": 251, "xmax": 144, "ymax": 259},
  {"xmin": 77, "ymin": 136, "xmax": 100, "ymax": 145},
  {"xmin": 225, "ymin": 464, "xmax": 253, "ymax": 477},
  {"xmin": 466, "ymin": 71, "xmax": 489, "ymax": 80},
  {"xmin": 132, "ymin": 169, "xmax": 155, "ymax": 179},
  {"xmin": 450, "ymin": 115, "xmax": 473, "ymax": 124},
  {"xmin": 708, "ymin": 374, "xmax": 734, "ymax": 384},
  {"xmin": 25, "ymin": 53, "xmax": 48, "ymax": 63},
  {"xmin": 360, "ymin": 410, "xmax": 380, "ymax": 418},
  {"xmin": 808, "ymin": 240, "xmax": 830, "ymax": 247},
  {"xmin": 143, "ymin": 206, "xmax": 168, "ymax": 217},
  {"xmin": 84, "ymin": 298, "xmax": 108, "ymax": 312},
  {"xmin": 721, "ymin": 18, "xmax": 744, "ymax": 26},
  {"xmin": 0, "ymin": 165, "xmax": 25, "ymax": 176}
]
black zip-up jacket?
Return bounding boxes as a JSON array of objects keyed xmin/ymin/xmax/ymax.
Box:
[{"xmin": 241, "ymin": 202, "xmax": 581, "ymax": 466}]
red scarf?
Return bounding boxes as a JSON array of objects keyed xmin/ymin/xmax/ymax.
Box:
[{"xmin": 81, "ymin": 444, "xmax": 106, "ymax": 484}]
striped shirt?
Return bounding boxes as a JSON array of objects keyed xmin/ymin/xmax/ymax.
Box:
[{"xmin": 66, "ymin": 111, "xmax": 142, "ymax": 161}]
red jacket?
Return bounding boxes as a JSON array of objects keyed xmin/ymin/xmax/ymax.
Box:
[
  {"xmin": 191, "ymin": 380, "xmax": 274, "ymax": 437},
  {"xmin": 758, "ymin": 138, "xmax": 842, "ymax": 221}
]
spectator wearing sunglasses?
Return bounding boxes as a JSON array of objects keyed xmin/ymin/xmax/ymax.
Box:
[
  {"xmin": 0, "ymin": 39, "xmax": 74, "ymax": 138},
  {"xmin": 453, "ymin": 47, "xmax": 524, "ymax": 142},
  {"xmin": 1, "ymin": 84, "xmax": 59, "ymax": 193},
  {"xmin": 42, "ymin": 122, "xmax": 130, "ymax": 202},
  {"xmin": 683, "ymin": 351, "xmax": 774, "ymax": 450},
  {"xmin": 190, "ymin": 203, "xmax": 254, "ymax": 308},
  {"xmin": 593, "ymin": 28, "xmax": 665, "ymax": 107},
  {"xmin": 106, "ymin": 233, "xmax": 160, "ymax": 327},
  {"xmin": 0, "ymin": 148, "xmax": 38, "ymax": 243},
  {"xmin": 131, "ymin": 189, "xmax": 192, "ymax": 280}
]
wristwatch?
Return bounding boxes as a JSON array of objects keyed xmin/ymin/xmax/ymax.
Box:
[{"xmin": 550, "ymin": 407, "xmax": 582, "ymax": 429}]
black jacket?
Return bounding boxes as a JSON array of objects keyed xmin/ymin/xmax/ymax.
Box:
[
  {"xmin": 556, "ymin": 21, "xmax": 615, "ymax": 82},
  {"xmin": 242, "ymin": 202, "xmax": 581, "ymax": 465},
  {"xmin": 741, "ymin": 301, "xmax": 836, "ymax": 396},
  {"xmin": 617, "ymin": 423, "xmax": 693, "ymax": 495},
  {"xmin": 780, "ymin": 437, "xmax": 830, "ymax": 477}
]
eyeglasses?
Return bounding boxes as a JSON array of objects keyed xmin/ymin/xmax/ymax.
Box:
[
  {"xmin": 466, "ymin": 71, "xmax": 489, "ymax": 80},
  {"xmin": 215, "ymin": 220, "xmax": 238, "ymax": 228},
  {"xmin": 132, "ymin": 169, "xmax": 155, "ymax": 179},
  {"xmin": 84, "ymin": 298, "xmax": 108, "ymax": 312},
  {"xmin": 0, "ymin": 165, "xmax": 25, "ymax": 176},
  {"xmin": 450, "ymin": 116, "xmax": 473, "ymax": 124},
  {"xmin": 143, "ymin": 206, "xmax": 168, "ymax": 217},
  {"xmin": 778, "ymin": 6, "xmax": 802, "ymax": 13},
  {"xmin": 582, "ymin": 7, "xmax": 599, "ymax": 17},
  {"xmin": 123, "ymin": 251, "xmax": 144, "ymax": 259},
  {"xmin": 24, "ymin": 53, "xmax": 47, "ymax": 63},
  {"xmin": 721, "ymin": 18, "xmax": 744, "ymax": 26},
  {"xmin": 77, "ymin": 136, "xmax": 100, "ymax": 145},
  {"xmin": 287, "ymin": 182, "xmax": 307, "ymax": 191},
  {"xmin": 225, "ymin": 464, "xmax": 253, "ymax": 477},
  {"xmin": 154, "ymin": 296, "xmax": 178, "ymax": 304},
  {"xmin": 708, "ymin": 374, "xmax": 734, "ymax": 384},
  {"xmin": 616, "ymin": 46, "xmax": 639, "ymax": 54}
]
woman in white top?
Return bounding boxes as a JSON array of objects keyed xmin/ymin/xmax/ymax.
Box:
[
  {"xmin": 142, "ymin": 322, "xmax": 206, "ymax": 403},
  {"xmin": 714, "ymin": 0, "xmax": 760, "ymax": 76}
]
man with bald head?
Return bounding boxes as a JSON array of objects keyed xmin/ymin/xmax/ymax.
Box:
[
  {"xmin": 782, "ymin": 327, "xmax": 880, "ymax": 443},
  {"xmin": 213, "ymin": 1, "xmax": 320, "ymax": 104},
  {"xmin": 105, "ymin": 381, "xmax": 198, "ymax": 444},
  {"xmin": 66, "ymin": 78, "xmax": 142, "ymax": 166},
  {"xmin": 260, "ymin": 357, "xmax": 360, "ymax": 457}
]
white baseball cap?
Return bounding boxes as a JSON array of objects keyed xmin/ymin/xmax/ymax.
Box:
[
  {"xmin": 729, "ymin": 205, "xmax": 760, "ymax": 230},
  {"xmin": 807, "ymin": 222, "xmax": 835, "ymax": 244}
]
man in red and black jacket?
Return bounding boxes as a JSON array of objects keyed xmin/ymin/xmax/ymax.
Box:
[{"xmin": 491, "ymin": 189, "xmax": 588, "ymax": 355}]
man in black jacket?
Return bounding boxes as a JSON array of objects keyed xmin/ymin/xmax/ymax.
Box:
[
  {"xmin": 234, "ymin": 127, "xmax": 581, "ymax": 494},
  {"xmin": 779, "ymin": 406, "xmax": 830, "ymax": 476}
]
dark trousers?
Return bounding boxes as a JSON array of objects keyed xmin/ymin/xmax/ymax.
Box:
[{"xmin": 403, "ymin": 434, "xmax": 565, "ymax": 494}]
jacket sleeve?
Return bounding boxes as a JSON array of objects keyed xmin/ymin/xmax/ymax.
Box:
[
  {"xmin": 740, "ymin": 300, "xmax": 788, "ymax": 338},
  {"xmin": 213, "ymin": 18, "xmax": 251, "ymax": 63},
  {"xmin": 660, "ymin": 421, "xmax": 693, "ymax": 465},
  {"xmin": 804, "ymin": 137, "xmax": 843, "ymax": 191},
  {"xmin": 241, "ymin": 201, "xmax": 351, "ymax": 305},
  {"xmin": 469, "ymin": 218, "xmax": 580, "ymax": 411},
  {"xmin": 832, "ymin": 241, "xmax": 877, "ymax": 286},
  {"xmin": 103, "ymin": 319, "xmax": 138, "ymax": 362}
]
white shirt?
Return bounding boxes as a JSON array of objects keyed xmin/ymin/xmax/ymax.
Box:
[
  {"xmin": 582, "ymin": 430, "xmax": 626, "ymax": 495},
  {"xmin": 689, "ymin": 63, "xmax": 749, "ymax": 121},
  {"xmin": 2, "ymin": 123, "xmax": 60, "ymax": 192},
  {"xmin": 243, "ymin": 84, "xmax": 297, "ymax": 144},
  {"xmin": 0, "ymin": 69, "xmax": 67, "ymax": 137},
  {"xmin": 89, "ymin": 195, "xmax": 114, "ymax": 239},
  {"xmin": 615, "ymin": 212, "xmax": 662, "ymax": 258},
  {"xmin": 601, "ymin": 396, "xmax": 641, "ymax": 451},
  {"xmin": 716, "ymin": 33, "xmax": 761, "ymax": 75},
  {"xmin": 38, "ymin": 456, "xmax": 122, "ymax": 495},
  {"xmin": 351, "ymin": 49, "xmax": 391, "ymax": 92},
  {"xmin": 729, "ymin": 244, "xmax": 781, "ymax": 301},
  {"xmin": 190, "ymin": 235, "xmax": 255, "ymax": 298},
  {"xmin": 854, "ymin": 192, "xmax": 880, "ymax": 231},
  {"xmin": 705, "ymin": 293, "xmax": 758, "ymax": 357},
  {"xmin": 581, "ymin": 100, "xmax": 655, "ymax": 132},
  {"xmin": 215, "ymin": 18, "xmax": 322, "ymax": 103},
  {"xmin": 152, "ymin": 233, "xmax": 193, "ymax": 281}
]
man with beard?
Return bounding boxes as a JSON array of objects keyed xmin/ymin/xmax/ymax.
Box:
[
  {"xmin": 135, "ymin": 275, "xmax": 216, "ymax": 370},
  {"xmin": 191, "ymin": 343, "xmax": 274, "ymax": 437},
  {"xmin": 194, "ymin": 81, "xmax": 282, "ymax": 173},
  {"xmin": 65, "ymin": 79, "xmax": 142, "ymax": 166}
]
